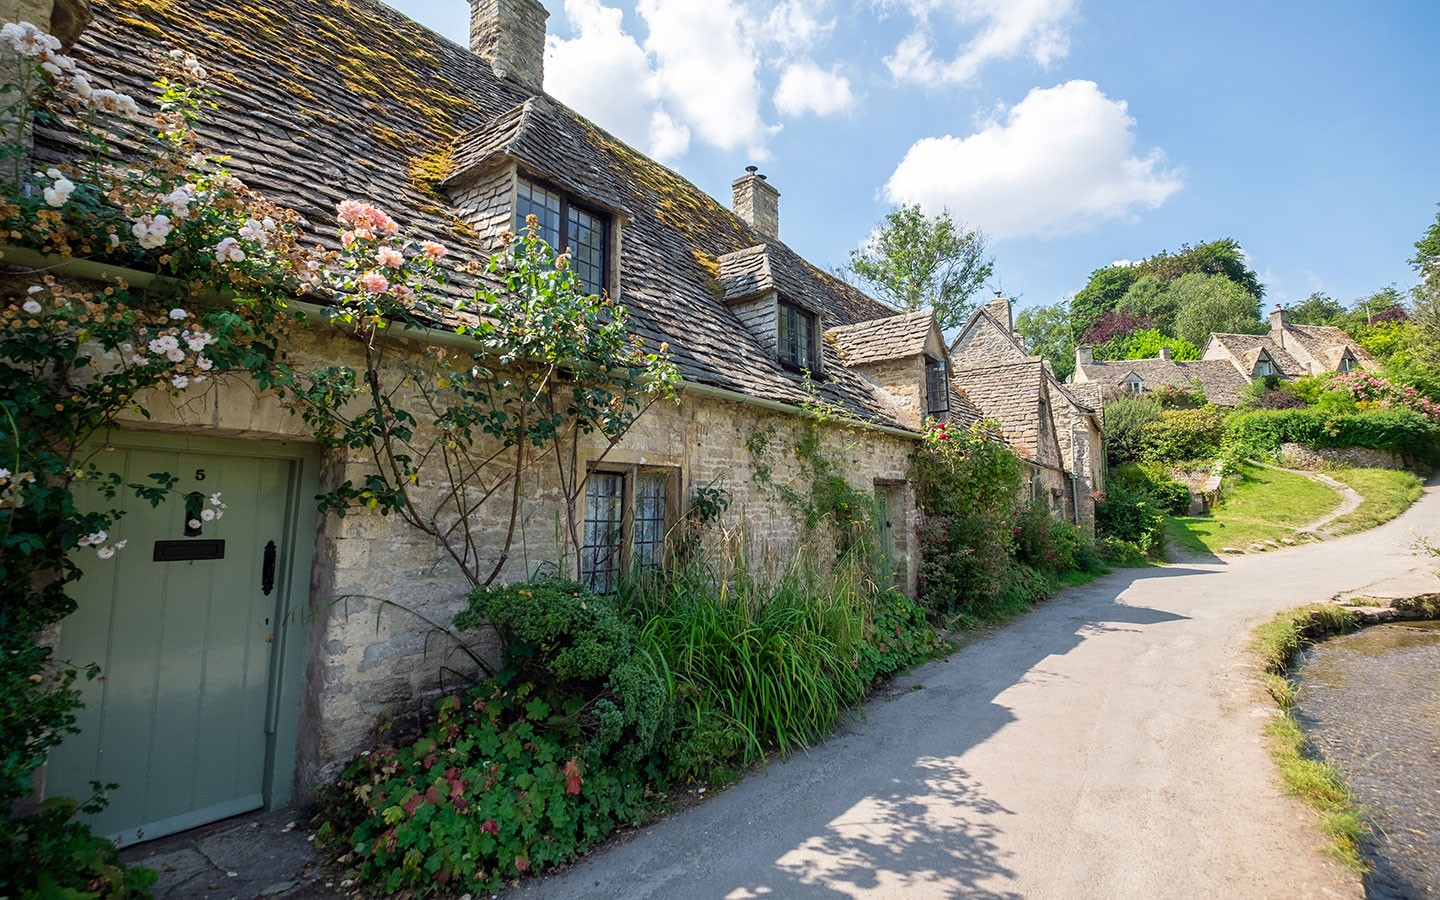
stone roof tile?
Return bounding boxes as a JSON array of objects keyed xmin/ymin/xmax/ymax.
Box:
[{"xmin": 825, "ymin": 309, "xmax": 937, "ymax": 366}]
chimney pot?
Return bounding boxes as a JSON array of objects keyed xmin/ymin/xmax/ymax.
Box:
[
  {"xmin": 732, "ymin": 169, "xmax": 780, "ymax": 239},
  {"xmin": 1158, "ymin": 346, "xmax": 1172, "ymax": 361},
  {"xmin": 984, "ymin": 294, "xmax": 1012, "ymax": 333},
  {"xmin": 470, "ymin": 0, "xmax": 549, "ymax": 92},
  {"xmin": 1076, "ymin": 345, "xmax": 1094, "ymax": 367}
]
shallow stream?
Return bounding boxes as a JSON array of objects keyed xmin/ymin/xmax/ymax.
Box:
[{"xmin": 1294, "ymin": 620, "xmax": 1440, "ymax": 898}]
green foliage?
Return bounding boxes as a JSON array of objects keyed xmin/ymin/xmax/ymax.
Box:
[
  {"xmin": 1130, "ymin": 238, "xmax": 1265, "ymax": 299},
  {"xmin": 1012, "ymin": 501, "xmax": 1104, "ymax": 575},
  {"xmin": 1095, "ymin": 465, "xmax": 1170, "ymax": 557},
  {"xmin": 1116, "ymin": 275, "xmax": 1177, "ymax": 333},
  {"xmin": 1225, "ymin": 407, "xmax": 1440, "ymax": 465},
  {"xmin": 843, "ymin": 203, "xmax": 993, "ymax": 330},
  {"xmin": 1169, "ymin": 273, "xmax": 1266, "ymax": 347},
  {"xmin": 1122, "ymin": 329, "xmax": 1200, "ymax": 361},
  {"xmin": 1289, "ymin": 292, "xmax": 1346, "ymax": 326},
  {"xmin": 1069, "ymin": 265, "xmax": 1135, "ymax": 339},
  {"xmin": 1014, "ymin": 301, "xmax": 1076, "ymax": 380},
  {"xmin": 1, "ymin": 788, "xmax": 159, "ymax": 900},
  {"xmin": 1140, "ymin": 407, "xmax": 1227, "ymax": 463},
  {"xmin": 1145, "ymin": 380, "xmax": 1209, "ymax": 409},
  {"xmin": 912, "ymin": 421, "xmax": 1024, "ymax": 617},
  {"xmin": 1102, "ymin": 395, "xmax": 1163, "ymax": 466},
  {"xmin": 330, "ymin": 676, "xmax": 657, "ymax": 895},
  {"xmin": 455, "ymin": 581, "xmax": 671, "ymax": 768}
]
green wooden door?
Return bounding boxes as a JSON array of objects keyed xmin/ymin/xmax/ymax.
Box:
[{"xmin": 48, "ymin": 446, "xmax": 300, "ymax": 844}]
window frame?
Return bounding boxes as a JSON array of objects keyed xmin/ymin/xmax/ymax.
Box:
[
  {"xmin": 776, "ymin": 299, "xmax": 820, "ymax": 373},
  {"xmin": 925, "ymin": 356, "xmax": 950, "ymax": 418},
  {"xmin": 580, "ymin": 464, "xmax": 680, "ymax": 591},
  {"xmin": 515, "ymin": 174, "xmax": 612, "ymax": 298}
]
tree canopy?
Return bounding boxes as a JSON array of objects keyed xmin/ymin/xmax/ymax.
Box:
[
  {"xmin": 845, "ymin": 203, "xmax": 994, "ymax": 331},
  {"xmin": 1170, "ymin": 273, "xmax": 1266, "ymax": 347},
  {"xmin": 1014, "ymin": 302, "xmax": 1076, "ymax": 379}
]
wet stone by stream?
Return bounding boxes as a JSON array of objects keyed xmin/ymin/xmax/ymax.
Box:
[{"xmin": 1294, "ymin": 620, "xmax": 1440, "ymax": 899}]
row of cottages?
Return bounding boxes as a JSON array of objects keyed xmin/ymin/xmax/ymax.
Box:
[
  {"xmin": 1072, "ymin": 306, "xmax": 1375, "ymax": 403},
  {"xmin": 947, "ymin": 295, "xmax": 1107, "ymax": 530},
  {"xmin": 13, "ymin": 0, "xmax": 1101, "ymax": 845}
]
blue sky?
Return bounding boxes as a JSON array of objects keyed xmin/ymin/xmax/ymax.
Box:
[{"xmin": 387, "ymin": 0, "xmax": 1439, "ymax": 317}]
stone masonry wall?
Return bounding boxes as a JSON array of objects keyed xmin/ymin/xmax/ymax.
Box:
[
  {"xmin": 92, "ymin": 325, "xmax": 919, "ymax": 791},
  {"xmin": 1279, "ymin": 442, "xmax": 1407, "ymax": 471}
]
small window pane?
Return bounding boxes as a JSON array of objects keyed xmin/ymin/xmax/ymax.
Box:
[
  {"xmin": 926, "ymin": 359, "xmax": 949, "ymax": 416},
  {"xmin": 582, "ymin": 472, "xmax": 624, "ymax": 592},
  {"xmin": 778, "ymin": 302, "xmax": 814, "ymax": 369},
  {"xmin": 568, "ymin": 206, "xmax": 608, "ymax": 297},
  {"xmin": 516, "ymin": 179, "xmax": 563, "ymax": 250},
  {"xmin": 633, "ymin": 473, "xmax": 667, "ymax": 568}
]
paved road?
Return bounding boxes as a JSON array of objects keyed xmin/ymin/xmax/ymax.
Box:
[{"xmin": 515, "ymin": 480, "xmax": 1440, "ymax": 900}]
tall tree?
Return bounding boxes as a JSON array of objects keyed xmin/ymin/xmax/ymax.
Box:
[
  {"xmin": 1014, "ymin": 302, "xmax": 1076, "ymax": 379},
  {"xmin": 1169, "ymin": 273, "xmax": 1266, "ymax": 347},
  {"xmin": 1289, "ymin": 292, "xmax": 1345, "ymax": 325},
  {"xmin": 1069, "ymin": 265, "xmax": 1136, "ymax": 340},
  {"xmin": 1116, "ymin": 274, "xmax": 1179, "ymax": 335},
  {"xmin": 844, "ymin": 203, "xmax": 994, "ymax": 330},
  {"xmin": 1132, "ymin": 238, "xmax": 1264, "ymax": 299},
  {"xmin": 1408, "ymin": 205, "xmax": 1440, "ymax": 371},
  {"xmin": 1412, "ymin": 203, "xmax": 1440, "ymax": 290}
]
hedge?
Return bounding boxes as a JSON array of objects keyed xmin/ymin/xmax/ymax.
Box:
[{"xmin": 1225, "ymin": 408, "xmax": 1440, "ymax": 465}]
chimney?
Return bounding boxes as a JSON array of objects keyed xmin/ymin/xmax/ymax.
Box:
[
  {"xmin": 985, "ymin": 291, "xmax": 1012, "ymax": 333},
  {"xmin": 1076, "ymin": 345, "xmax": 1094, "ymax": 367},
  {"xmin": 470, "ymin": 0, "xmax": 549, "ymax": 93},
  {"xmin": 732, "ymin": 167, "xmax": 780, "ymax": 239},
  {"xmin": 1270, "ymin": 304, "xmax": 1289, "ymax": 341},
  {"xmin": 1158, "ymin": 346, "xmax": 1172, "ymax": 361}
]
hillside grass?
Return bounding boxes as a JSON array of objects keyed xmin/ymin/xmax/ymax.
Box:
[
  {"xmin": 1168, "ymin": 463, "xmax": 1341, "ymax": 554},
  {"xmin": 1322, "ymin": 468, "xmax": 1424, "ymax": 536}
]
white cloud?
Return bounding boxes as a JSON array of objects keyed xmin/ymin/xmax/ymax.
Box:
[
  {"xmin": 774, "ymin": 60, "xmax": 855, "ymax": 117},
  {"xmin": 883, "ymin": 80, "xmax": 1184, "ymax": 239},
  {"xmin": 545, "ymin": 0, "xmax": 857, "ymax": 161},
  {"xmin": 884, "ymin": 0, "xmax": 1078, "ymax": 86}
]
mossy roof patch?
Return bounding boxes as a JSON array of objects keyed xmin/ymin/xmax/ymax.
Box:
[{"xmin": 51, "ymin": 0, "xmax": 912, "ymax": 428}]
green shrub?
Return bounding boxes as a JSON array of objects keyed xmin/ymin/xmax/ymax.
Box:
[
  {"xmin": 913, "ymin": 422, "xmax": 1024, "ymax": 617},
  {"xmin": 1012, "ymin": 501, "xmax": 1103, "ymax": 575},
  {"xmin": 1095, "ymin": 465, "xmax": 1170, "ymax": 557},
  {"xmin": 1104, "ymin": 396, "xmax": 1164, "ymax": 466},
  {"xmin": 454, "ymin": 581, "xmax": 671, "ymax": 769},
  {"xmin": 1225, "ymin": 407, "xmax": 1440, "ymax": 465},
  {"xmin": 330, "ymin": 676, "xmax": 657, "ymax": 895},
  {"xmin": 1141, "ymin": 407, "xmax": 1226, "ymax": 463},
  {"xmin": 1, "ymin": 792, "xmax": 158, "ymax": 900}
]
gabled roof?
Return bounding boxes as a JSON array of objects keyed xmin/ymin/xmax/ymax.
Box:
[
  {"xmin": 49, "ymin": 0, "xmax": 911, "ymax": 429},
  {"xmin": 1076, "ymin": 357, "xmax": 1251, "ymax": 406},
  {"xmin": 1207, "ymin": 333, "xmax": 1305, "ymax": 377},
  {"xmin": 826, "ymin": 310, "xmax": 939, "ymax": 366},
  {"xmin": 948, "ymin": 304, "xmax": 1030, "ymax": 361},
  {"xmin": 952, "ymin": 358, "xmax": 1048, "ymax": 460},
  {"xmin": 1282, "ymin": 323, "xmax": 1376, "ymax": 369}
]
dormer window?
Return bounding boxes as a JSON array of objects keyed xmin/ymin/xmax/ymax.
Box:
[
  {"xmin": 1256, "ymin": 359, "xmax": 1276, "ymax": 377},
  {"xmin": 1122, "ymin": 374, "xmax": 1143, "ymax": 395},
  {"xmin": 1339, "ymin": 354, "xmax": 1355, "ymax": 374},
  {"xmin": 777, "ymin": 300, "xmax": 818, "ymax": 371},
  {"xmin": 516, "ymin": 176, "xmax": 610, "ymax": 297},
  {"xmin": 926, "ymin": 357, "xmax": 950, "ymax": 417}
]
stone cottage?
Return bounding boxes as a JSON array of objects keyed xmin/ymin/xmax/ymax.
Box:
[
  {"xmin": 948, "ymin": 294, "xmax": 1106, "ymax": 529},
  {"xmin": 8, "ymin": 0, "xmax": 1088, "ymax": 846},
  {"xmin": 1202, "ymin": 305, "xmax": 1375, "ymax": 379},
  {"xmin": 1070, "ymin": 346, "xmax": 1251, "ymax": 406}
]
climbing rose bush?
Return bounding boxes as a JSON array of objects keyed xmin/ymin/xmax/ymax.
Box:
[{"xmin": 1330, "ymin": 371, "xmax": 1440, "ymax": 424}]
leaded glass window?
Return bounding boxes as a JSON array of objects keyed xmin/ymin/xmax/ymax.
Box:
[
  {"xmin": 925, "ymin": 358, "xmax": 949, "ymax": 417},
  {"xmin": 777, "ymin": 301, "xmax": 816, "ymax": 370},
  {"xmin": 633, "ymin": 473, "xmax": 668, "ymax": 568},
  {"xmin": 516, "ymin": 176, "xmax": 609, "ymax": 297},
  {"xmin": 581, "ymin": 472, "xmax": 624, "ymax": 592}
]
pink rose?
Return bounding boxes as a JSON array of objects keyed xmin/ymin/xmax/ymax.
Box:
[{"xmin": 360, "ymin": 271, "xmax": 389, "ymax": 293}]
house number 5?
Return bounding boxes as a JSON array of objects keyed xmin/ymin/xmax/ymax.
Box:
[{"xmin": 194, "ymin": 468, "xmax": 206, "ymax": 481}]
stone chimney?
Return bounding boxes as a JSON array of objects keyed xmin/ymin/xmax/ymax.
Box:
[
  {"xmin": 1076, "ymin": 345, "xmax": 1094, "ymax": 367},
  {"xmin": 732, "ymin": 167, "xmax": 779, "ymax": 239},
  {"xmin": 1158, "ymin": 346, "xmax": 1172, "ymax": 361},
  {"xmin": 469, "ymin": 0, "xmax": 548, "ymax": 93},
  {"xmin": 1270, "ymin": 304, "xmax": 1289, "ymax": 341},
  {"xmin": 985, "ymin": 291, "xmax": 1012, "ymax": 333}
]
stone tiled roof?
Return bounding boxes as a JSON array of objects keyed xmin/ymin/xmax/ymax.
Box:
[
  {"xmin": 1077, "ymin": 357, "xmax": 1251, "ymax": 406},
  {"xmin": 825, "ymin": 310, "xmax": 937, "ymax": 366},
  {"xmin": 1207, "ymin": 333, "xmax": 1304, "ymax": 377},
  {"xmin": 717, "ymin": 245, "xmax": 772, "ymax": 302},
  {"xmin": 946, "ymin": 382, "xmax": 984, "ymax": 428},
  {"xmin": 952, "ymin": 358, "xmax": 1047, "ymax": 459},
  {"xmin": 45, "ymin": 0, "xmax": 909, "ymax": 429},
  {"xmin": 1283, "ymin": 324, "xmax": 1376, "ymax": 369}
]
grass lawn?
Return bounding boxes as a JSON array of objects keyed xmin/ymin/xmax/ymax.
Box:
[
  {"xmin": 1168, "ymin": 463, "xmax": 1341, "ymax": 555},
  {"xmin": 1322, "ymin": 468, "xmax": 1424, "ymax": 536}
]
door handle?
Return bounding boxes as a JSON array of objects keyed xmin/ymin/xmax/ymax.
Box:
[{"xmin": 261, "ymin": 540, "xmax": 277, "ymax": 595}]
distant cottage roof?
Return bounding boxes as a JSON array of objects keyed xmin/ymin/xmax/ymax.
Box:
[
  {"xmin": 826, "ymin": 310, "xmax": 938, "ymax": 366},
  {"xmin": 47, "ymin": 0, "xmax": 908, "ymax": 429},
  {"xmin": 1207, "ymin": 333, "xmax": 1305, "ymax": 377},
  {"xmin": 1076, "ymin": 357, "xmax": 1251, "ymax": 406},
  {"xmin": 1281, "ymin": 323, "xmax": 1376, "ymax": 369}
]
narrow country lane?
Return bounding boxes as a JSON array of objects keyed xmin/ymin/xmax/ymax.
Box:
[{"xmin": 513, "ymin": 480, "xmax": 1440, "ymax": 900}]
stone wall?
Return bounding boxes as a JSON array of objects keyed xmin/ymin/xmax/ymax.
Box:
[
  {"xmin": 728, "ymin": 291, "xmax": 777, "ymax": 354},
  {"xmin": 1279, "ymin": 442, "xmax": 1407, "ymax": 471},
  {"xmin": 850, "ymin": 356, "xmax": 925, "ymax": 428},
  {"xmin": 949, "ymin": 310, "xmax": 1026, "ymax": 368}
]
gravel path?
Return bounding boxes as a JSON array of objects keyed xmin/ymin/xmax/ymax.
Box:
[{"xmin": 512, "ymin": 481, "xmax": 1440, "ymax": 900}]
